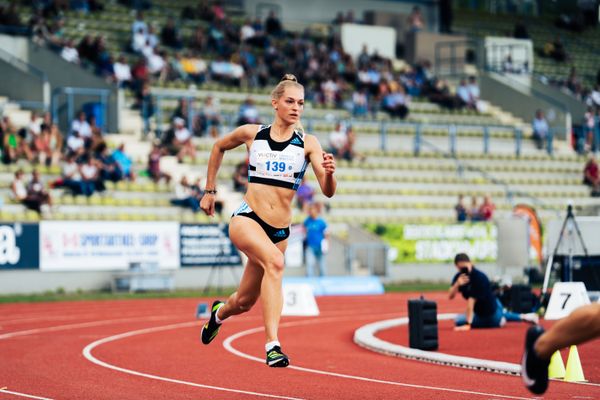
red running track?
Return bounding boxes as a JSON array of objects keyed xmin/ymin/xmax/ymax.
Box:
[{"xmin": 0, "ymin": 292, "xmax": 598, "ymax": 400}]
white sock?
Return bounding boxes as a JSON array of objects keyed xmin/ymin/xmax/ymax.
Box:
[
  {"xmin": 265, "ymin": 340, "xmax": 280, "ymax": 352},
  {"xmin": 214, "ymin": 303, "xmax": 225, "ymax": 324}
]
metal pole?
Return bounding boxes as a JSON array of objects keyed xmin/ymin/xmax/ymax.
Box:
[
  {"xmin": 414, "ymin": 123, "xmax": 421, "ymax": 156},
  {"xmin": 380, "ymin": 120, "xmax": 387, "ymax": 151},
  {"xmin": 515, "ymin": 127, "xmax": 522, "ymax": 158},
  {"xmin": 483, "ymin": 126, "xmax": 490, "ymax": 154},
  {"xmin": 547, "ymin": 128, "xmax": 553, "ymax": 155},
  {"xmin": 67, "ymin": 91, "xmax": 74, "ymax": 134},
  {"xmin": 449, "ymin": 124, "xmax": 457, "ymax": 156}
]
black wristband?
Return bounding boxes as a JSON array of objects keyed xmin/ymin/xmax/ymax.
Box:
[{"xmin": 205, "ymin": 189, "xmax": 217, "ymax": 194}]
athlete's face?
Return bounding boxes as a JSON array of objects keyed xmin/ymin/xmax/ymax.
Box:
[{"xmin": 273, "ymin": 87, "xmax": 304, "ymax": 124}]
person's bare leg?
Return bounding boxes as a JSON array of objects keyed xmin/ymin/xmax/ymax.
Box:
[
  {"xmin": 225, "ymin": 216, "xmax": 285, "ymax": 345},
  {"xmin": 217, "ymin": 258, "xmax": 263, "ymax": 319},
  {"xmin": 259, "ymin": 240, "xmax": 287, "ymax": 343},
  {"xmin": 535, "ymin": 303, "xmax": 600, "ymax": 359}
]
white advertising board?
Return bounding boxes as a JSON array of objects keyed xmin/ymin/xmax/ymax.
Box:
[{"xmin": 40, "ymin": 221, "xmax": 180, "ymax": 271}]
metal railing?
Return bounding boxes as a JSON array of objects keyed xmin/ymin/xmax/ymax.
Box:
[
  {"xmin": 51, "ymin": 87, "xmax": 111, "ymax": 132},
  {"xmin": 149, "ymin": 93, "xmax": 558, "ymax": 156},
  {"xmin": 0, "ymin": 45, "xmax": 50, "ymax": 108},
  {"xmin": 419, "ymin": 136, "xmax": 559, "ymax": 217}
]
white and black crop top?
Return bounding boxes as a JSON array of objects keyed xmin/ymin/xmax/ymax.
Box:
[{"xmin": 247, "ymin": 125, "xmax": 308, "ymax": 190}]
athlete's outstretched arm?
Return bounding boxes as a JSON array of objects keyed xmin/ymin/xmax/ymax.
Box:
[
  {"xmin": 201, "ymin": 124, "xmax": 257, "ymax": 216},
  {"xmin": 305, "ymin": 134, "xmax": 336, "ymax": 197}
]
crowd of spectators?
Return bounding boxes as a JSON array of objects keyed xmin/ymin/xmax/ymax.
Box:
[
  {"xmin": 455, "ymin": 194, "xmax": 496, "ymax": 222},
  {"xmin": 0, "ymin": 0, "xmax": 490, "ymax": 143}
]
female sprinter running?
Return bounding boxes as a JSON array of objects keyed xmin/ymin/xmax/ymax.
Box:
[{"xmin": 199, "ymin": 74, "xmax": 337, "ymax": 367}]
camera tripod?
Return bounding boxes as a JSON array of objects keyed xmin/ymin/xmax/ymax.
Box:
[{"xmin": 541, "ymin": 204, "xmax": 589, "ymax": 297}]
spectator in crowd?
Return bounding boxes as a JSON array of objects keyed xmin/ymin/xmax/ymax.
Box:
[
  {"xmin": 467, "ymin": 76, "xmax": 481, "ymax": 110},
  {"xmin": 1, "ymin": 117, "xmax": 24, "ymax": 163},
  {"xmin": 10, "ymin": 170, "xmax": 29, "ymax": 206},
  {"xmin": 582, "ymin": 106, "xmax": 596, "ymax": 153},
  {"xmin": 586, "ymin": 84, "xmax": 600, "ymax": 109},
  {"xmin": 303, "ymin": 202, "xmax": 329, "ymax": 277},
  {"xmin": 328, "ymin": 121, "xmax": 359, "ymax": 162},
  {"xmin": 112, "ymin": 143, "xmax": 136, "ymax": 181},
  {"xmin": 97, "ymin": 143, "xmax": 123, "ymax": 183},
  {"xmin": 171, "ymin": 175, "xmax": 201, "ymax": 212},
  {"xmin": 132, "ymin": 27, "xmax": 147, "ymax": 53},
  {"xmin": 47, "ymin": 124, "xmax": 64, "ymax": 166},
  {"xmin": 80, "ymin": 154, "xmax": 103, "ymax": 196},
  {"xmin": 33, "ymin": 124, "xmax": 52, "ymax": 166},
  {"xmin": 382, "ymin": 85, "xmax": 410, "ymax": 119},
  {"xmin": 479, "ymin": 195, "xmax": 496, "ymax": 221},
  {"xmin": 455, "ymin": 194, "xmax": 467, "ymax": 222},
  {"xmin": 449, "ymin": 253, "xmax": 538, "ymax": 330},
  {"xmin": 543, "ymin": 35, "xmax": 568, "ymax": 62},
  {"xmin": 468, "ymin": 196, "xmax": 480, "ymax": 221},
  {"xmin": 113, "ymin": 55, "xmax": 133, "ymax": 87},
  {"xmin": 532, "ymin": 109, "xmax": 549, "ymax": 150},
  {"xmin": 131, "ymin": 10, "xmax": 148, "ymax": 36},
  {"xmin": 171, "ymin": 98, "xmax": 190, "ymax": 126},
  {"xmin": 265, "ymin": 10, "xmax": 283, "ymax": 37},
  {"xmin": 352, "ymin": 87, "xmax": 369, "ymax": 117},
  {"xmin": 161, "ymin": 16, "xmax": 182, "ymax": 49},
  {"xmin": 456, "ymin": 79, "xmax": 475, "ymax": 109},
  {"xmin": 296, "ymin": 177, "xmax": 315, "ymax": 213},
  {"xmin": 407, "ymin": 6, "xmax": 425, "ymax": 32},
  {"xmin": 59, "ymin": 153, "xmax": 85, "ymax": 195},
  {"xmin": 71, "ymin": 111, "xmax": 92, "ymax": 142},
  {"xmin": 26, "ymin": 169, "xmax": 52, "ymax": 214},
  {"xmin": 232, "ymin": 159, "xmax": 248, "ymax": 192},
  {"xmin": 147, "ymin": 142, "xmax": 171, "ymax": 184},
  {"xmin": 67, "ymin": 130, "xmax": 86, "ymax": 157},
  {"xmin": 166, "ymin": 117, "xmax": 196, "ymax": 163},
  {"xmin": 237, "ymin": 97, "xmax": 260, "ymax": 125},
  {"xmin": 198, "ymin": 95, "xmax": 222, "ymax": 137},
  {"xmin": 583, "ymin": 154, "xmax": 600, "ymax": 193},
  {"xmin": 60, "ymin": 39, "xmax": 79, "ymax": 64}
]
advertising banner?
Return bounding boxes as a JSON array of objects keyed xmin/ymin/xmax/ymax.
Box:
[
  {"xmin": 40, "ymin": 221, "xmax": 179, "ymax": 271},
  {"xmin": 180, "ymin": 224, "xmax": 241, "ymax": 267},
  {"xmin": 367, "ymin": 223, "xmax": 498, "ymax": 263},
  {"xmin": 0, "ymin": 223, "xmax": 39, "ymax": 269}
]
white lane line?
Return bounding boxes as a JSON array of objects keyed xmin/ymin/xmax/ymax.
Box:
[
  {"xmin": 82, "ymin": 321, "xmax": 304, "ymax": 400},
  {"xmin": 222, "ymin": 316, "xmax": 535, "ymax": 400},
  {"xmin": 0, "ymin": 315, "xmax": 183, "ymax": 340},
  {"xmin": 0, "ymin": 388, "xmax": 54, "ymax": 400}
]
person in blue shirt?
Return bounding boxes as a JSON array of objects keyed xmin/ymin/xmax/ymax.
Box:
[
  {"xmin": 449, "ymin": 253, "xmax": 538, "ymax": 330},
  {"xmin": 111, "ymin": 143, "xmax": 135, "ymax": 181},
  {"xmin": 303, "ymin": 202, "xmax": 328, "ymax": 277}
]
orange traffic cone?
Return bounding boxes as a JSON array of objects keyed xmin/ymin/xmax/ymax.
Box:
[{"xmin": 564, "ymin": 346, "xmax": 586, "ymax": 382}]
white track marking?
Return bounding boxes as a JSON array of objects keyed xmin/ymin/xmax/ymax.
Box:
[
  {"xmin": 222, "ymin": 317, "xmax": 536, "ymax": 400},
  {"xmin": 82, "ymin": 321, "xmax": 304, "ymax": 400},
  {"xmin": 0, "ymin": 388, "xmax": 54, "ymax": 400},
  {"xmin": 0, "ymin": 315, "xmax": 183, "ymax": 340}
]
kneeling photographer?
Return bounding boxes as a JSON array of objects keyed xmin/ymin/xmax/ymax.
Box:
[{"xmin": 449, "ymin": 253, "xmax": 538, "ymax": 331}]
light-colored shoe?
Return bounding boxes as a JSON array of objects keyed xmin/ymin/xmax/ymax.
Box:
[{"xmin": 522, "ymin": 313, "xmax": 539, "ymax": 325}]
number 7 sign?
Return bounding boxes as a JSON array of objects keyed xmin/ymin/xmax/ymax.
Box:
[{"xmin": 545, "ymin": 282, "xmax": 591, "ymax": 320}]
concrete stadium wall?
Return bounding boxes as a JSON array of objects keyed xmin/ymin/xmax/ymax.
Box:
[
  {"xmin": 0, "ymin": 34, "xmax": 119, "ymax": 133},
  {"xmin": 480, "ymin": 72, "xmax": 570, "ymax": 140},
  {"xmin": 243, "ymin": 0, "xmax": 439, "ymax": 32}
]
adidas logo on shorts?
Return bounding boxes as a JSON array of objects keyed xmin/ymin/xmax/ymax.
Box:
[{"xmin": 274, "ymin": 229, "xmax": 287, "ymax": 237}]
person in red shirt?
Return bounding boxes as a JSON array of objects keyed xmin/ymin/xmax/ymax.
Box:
[
  {"xmin": 583, "ymin": 155, "xmax": 599, "ymax": 192},
  {"xmin": 479, "ymin": 195, "xmax": 495, "ymax": 221}
]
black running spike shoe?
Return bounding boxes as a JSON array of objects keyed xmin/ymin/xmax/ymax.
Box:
[
  {"xmin": 266, "ymin": 345, "xmax": 289, "ymax": 368},
  {"xmin": 521, "ymin": 325, "xmax": 550, "ymax": 394},
  {"xmin": 201, "ymin": 300, "xmax": 224, "ymax": 345}
]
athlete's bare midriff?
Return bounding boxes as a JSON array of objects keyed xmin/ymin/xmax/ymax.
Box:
[{"xmin": 244, "ymin": 183, "xmax": 295, "ymax": 228}]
